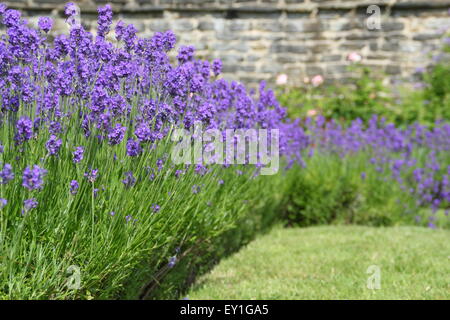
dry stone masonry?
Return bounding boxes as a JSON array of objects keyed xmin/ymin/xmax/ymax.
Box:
[{"xmin": 3, "ymin": 0, "xmax": 450, "ymax": 86}]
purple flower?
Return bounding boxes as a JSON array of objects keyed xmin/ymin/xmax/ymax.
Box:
[
  {"xmin": 175, "ymin": 170, "xmax": 184, "ymax": 178},
  {"xmin": 0, "ymin": 198, "xmax": 7, "ymax": 209},
  {"xmin": 192, "ymin": 184, "xmax": 201, "ymax": 194},
  {"xmin": 15, "ymin": 116, "xmax": 33, "ymax": 145},
  {"xmin": 115, "ymin": 20, "xmax": 126, "ymax": 41},
  {"xmin": 122, "ymin": 171, "xmax": 136, "ymax": 188},
  {"xmin": 70, "ymin": 180, "xmax": 79, "ymax": 195},
  {"xmin": 97, "ymin": 4, "xmax": 113, "ymax": 38},
  {"xmin": 177, "ymin": 45, "xmax": 195, "ymax": 63},
  {"xmin": 162, "ymin": 30, "xmax": 176, "ymax": 51},
  {"xmin": 46, "ymin": 135, "xmax": 62, "ymax": 155},
  {"xmin": 126, "ymin": 139, "xmax": 142, "ymax": 157},
  {"xmin": 212, "ymin": 59, "xmax": 222, "ymax": 76},
  {"xmin": 49, "ymin": 121, "xmax": 62, "ymax": 135},
  {"xmin": 38, "ymin": 17, "xmax": 53, "ymax": 33},
  {"xmin": 73, "ymin": 146, "xmax": 84, "ymax": 164},
  {"xmin": 23, "ymin": 198, "xmax": 38, "ymax": 213},
  {"xmin": 22, "ymin": 165, "xmax": 47, "ymax": 191},
  {"xmin": 0, "ymin": 164, "xmax": 14, "ymax": 185},
  {"xmin": 134, "ymin": 123, "xmax": 152, "ymax": 143},
  {"xmin": 84, "ymin": 168, "xmax": 99, "ymax": 183},
  {"xmin": 168, "ymin": 256, "xmax": 177, "ymax": 268},
  {"xmin": 64, "ymin": 2, "xmax": 78, "ymax": 16},
  {"xmin": 414, "ymin": 66, "xmax": 426, "ymax": 74},
  {"xmin": 428, "ymin": 222, "xmax": 437, "ymax": 229},
  {"xmin": 151, "ymin": 204, "xmax": 160, "ymax": 213},
  {"xmin": 108, "ymin": 123, "xmax": 127, "ymax": 145},
  {"xmin": 0, "ymin": 4, "xmax": 7, "ymax": 15},
  {"xmin": 3, "ymin": 9, "xmax": 21, "ymax": 28}
]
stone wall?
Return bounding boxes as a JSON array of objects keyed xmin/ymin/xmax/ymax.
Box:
[{"xmin": 3, "ymin": 0, "xmax": 450, "ymax": 87}]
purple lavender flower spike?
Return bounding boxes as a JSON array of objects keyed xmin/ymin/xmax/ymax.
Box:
[
  {"xmin": 0, "ymin": 198, "xmax": 7, "ymax": 209},
  {"xmin": 0, "ymin": 164, "xmax": 14, "ymax": 185},
  {"xmin": 46, "ymin": 135, "xmax": 62, "ymax": 155},
  {"xmin": 151, "ymin": 204, "xmax": 160, "ymax": 213},
  {"xmin": 15, "ymin": 116, "xmax": 33, "ymax": 145},
  {"xmin": 70, "ymin": 180, "xmax": 79, "ymax": 195},
  {"xmin": 84, "ymin": 168, "xmax": 99, "ymax": 183},
  {"xmin": 97, "ymin": 4, "xmax": 113, "ymax": 39},
  {"xmin": 108, "ymin": 123, "xmax": 127, "ymax": 146},
  {"xmin": 73, "ymin": 146, "xmax": 84, "ymax": 164},
  {"xmin": 22, "ymin": 165, "xmax": 47, "ymax": 191},
  {"xmin": 23, "ymin": 198, "xmax": 38, "ymax": 213},
  {"xmin": 126, "ymin": 139, "xmax": 142, "ymax": 157},
  {"xmin": 38, "ymin": 17, "xmax": 53, "ymax": 33},
  {"xmin": 122, "ymin": 171, "xmax": 136, "ymax": 188}
]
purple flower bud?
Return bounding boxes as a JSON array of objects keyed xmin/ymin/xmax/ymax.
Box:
[{"xmin": 70, "ymin": 180, "xmax": 79, "ymax": 195}]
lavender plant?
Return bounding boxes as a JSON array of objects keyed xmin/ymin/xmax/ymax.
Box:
[
  {"xmin": 284, "ymin": 116, "xmax": 450, "ymax": 228},
  {"xmin": 0, "ymin": 3, "xmax": 305, "ymax": 299},
  {"xmin": 0, "ymin": 2, "xmax": 448, "ymax": 300}
]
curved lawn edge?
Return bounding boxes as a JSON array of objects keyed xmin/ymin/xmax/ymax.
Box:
[{"xmin": 186, "ymin": 225, "xmax": 450, "ymax": 300}]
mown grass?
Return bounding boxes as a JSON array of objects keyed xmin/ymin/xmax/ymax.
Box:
[{"xmin": 187, "ymin": 225, "xmax": 450, "ymax": 300}]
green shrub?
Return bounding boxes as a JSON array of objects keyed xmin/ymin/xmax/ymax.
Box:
[
  {"xmin": 281, "ymin": 152, "xmax": 450, "ymax": 229},
  {"xmin": 278, "ymin": 52, "xmax": 450, "ymax": 127},
  {"xmin": 278, "ymin": 66, "xmax": 394, "ymax": 125}
]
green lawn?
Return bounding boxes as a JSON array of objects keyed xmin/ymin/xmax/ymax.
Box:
[{"xmin": 187, "ymin": 226, "xmax": 450, "ymax": 300}]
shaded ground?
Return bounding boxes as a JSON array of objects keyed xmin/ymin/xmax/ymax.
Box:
[{"xmin": 187, "ymin": 226, "xmax": 450, "ymax": 300}]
